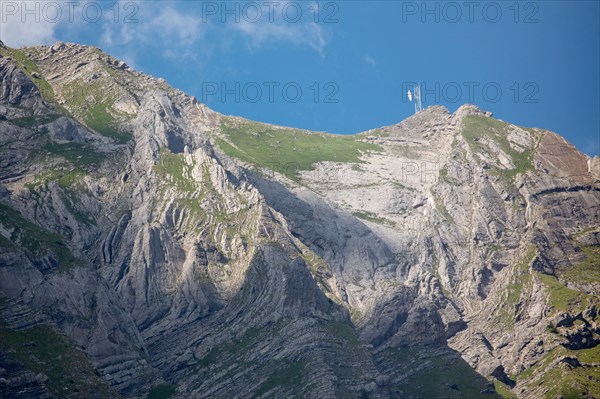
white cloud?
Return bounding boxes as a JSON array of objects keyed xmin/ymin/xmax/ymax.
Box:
[
  {"xmin": 233, "ymin": 20, "xmax": 328, "ymax": 58},
  {"xmin": 98, "ymin": 2, "xmax": 331, "ymax": 68},
  {"xmin": 364, "ymin": 55, "xmax": 376, "ymax": 67},
  {"xmin": 0, "ymin": 0, "xmax": 331, "ymax": 67},
  {"xmin": 0, "ymin": 3, "xmax": 57, "ymax": 47},
  {"xmin": 305, "ymin": 23, "xmax": 328, "ymax": 57},
  {"xmin": 101, "ymin": 3, "xmax": 205, "ymax": 60}
]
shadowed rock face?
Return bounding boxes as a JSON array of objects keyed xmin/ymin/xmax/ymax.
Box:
[
  {"xmin": 0, "ymin": 63, "xmax": 46, "ymax": 113},
  {"xmin": 0, "ymin": 42, "xmax": 598, "ymax": 399}
]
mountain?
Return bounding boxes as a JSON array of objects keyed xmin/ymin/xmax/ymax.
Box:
[{"xmin": 0, "ymin": 41, "xmax": 598, "ymax": 399}]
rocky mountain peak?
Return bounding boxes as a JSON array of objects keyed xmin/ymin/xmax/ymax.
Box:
[
  {"xmin": 454, "ymin": 103, "xmax": 493, "ymax": 118},
  {"xmin": 0, "ymin": 42, "xmax": 598, "ymax": 399}
]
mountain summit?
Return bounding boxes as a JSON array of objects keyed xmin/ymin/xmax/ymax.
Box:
[{"xmin": 1, "ymin": 43, "xmax": 599, "ymax": 399}]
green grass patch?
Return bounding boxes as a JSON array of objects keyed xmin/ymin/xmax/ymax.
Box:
[
  {"xmin": 60, "ymin": 192, "xmax": 96, "ymax": 226},
  {"xmin": 494, "ymin": 380, "xmax": 517, "ymax": 398},
  {"xmin": 439, "ymin": 165, "xmax": 462, "ymax": 185},
  {"xmin": 0, "ymin": 202, "xmax": 75, "ymax": 271},
  {"xmin": 252, "ymin": 360, "xmax": 305, "ymax": 398},
  {"xmin": 536, "ymin": 272, "xmax": 591, "ymax": 312},
  {"xmin": 85, "ymin": 102, "xmax": 131, "ymax": 143},
  {"xmin": 214, "ymin": 137, "xmax": 251, "ymax": 163},
  {"xmin": 40, "ymin": 141, "xmax": 106, "ymax": 167},
  {"xmin": 147, "ymin": 384, "xmax": 176, "ymax": 399},
  {"xmin": 0, "ymin": 324, "xmax": 115, "ymax": 398},
  {"xmin": 576, "ymin": 346, "xmax": 600, "ymax": 364},
  {"xmin": 230, "ymin": 327, "xmax": 261, "ymax": 353},
  {"xmin": 496, "ymin": 246, "xmax": 536, "ymax": 323},
  {"xmin": 9, "ymin": 113, "xmax": 60, "ymax": 128},
  {"xmin": 27, "ymin": 141, "xmax": 106, "ymax": 193},
  {"xmin": 57, "ymin": 169, "xmax": 86, "ymax": 189},
  {"xmin": 217, "ymin": 118, "xmax": 382, "ymax": 180},
  {"xmin": 25, "ymin": 169, "xmax": 86, "ymax": 192},
  {"xmin": 299, "ymin": 246, "xmax": 329, "ymax": 276},
  {"xmin": 485, "ymin": 243, "xmax": 502, "ymax": 258},
  {"xmin": 323, "ymin": 320, "xmax": 373, "ymax": 382},
  {"xmin": 62, "ymin": 80, "xmax": 132, "ymax": 143},
  {"xmin": 561, "ymin": 245, "xmax": 600, "ymax": 284},
  {"xmin": 439, "ymin": 165, "xmax": 449, "ymax": 181},
  {"xmin": 175, "ymin": 197, "xmax": 205, "ymax": 218},
  {"xmin": 570, "ymin": 226, "xmax": 598, "ymax": 239},
  {"xmin": 154, "ymin": 147, "xmax": 196, "ymax": 192},
  {"xmin": 325, "ymin": 321, "xmax": 362, "ymax": 350},
  {"xmin": 351, "ymin": 210, "xmax": 396, "ymax": 227},
  {"xmin": 194, "ymin": 347, "xmax": 220, "ymax": 369},
  {"xmin": 516, "ymin": 345, "xmax": 600, "ymax": 399},
  {"xmin": 435, "ymin": 201, "xmax": 454, "ymax": 223},
  {"xmin": 461, "ymin": 115, "xmax": 533, "ymax": 181}
]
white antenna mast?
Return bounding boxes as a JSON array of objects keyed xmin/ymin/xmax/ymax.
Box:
[
  {"xmin": 413, "ymin": 84, "xmax": 422, "ymax": 113},
  {"xmin": 406, "ymin": 83, "xmax": 422, "ymax": 114}
]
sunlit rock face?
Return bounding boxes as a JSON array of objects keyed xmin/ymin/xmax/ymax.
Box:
[{"xmin": 0, "ymin": 42, "xmax": 598, "ymax": 399}]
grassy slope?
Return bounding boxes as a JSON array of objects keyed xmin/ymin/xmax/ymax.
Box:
[
  {"xmin": 514, "ymin": 345, "xmax": 600, "ymax": 399},
  {"xmin": 487, "ymin": 242, "xmax": 599, "ymax": 399},
  {"xmin": 461, "ymin": 115, "xmax": 534, "ymax": 181},
  {"xmin": 493, "ymin": 246, "xmax": 537, "ymax": 325},
  {"xmin": 154, "ymin": 147, "xmax": 196, "ymax": 193},
  {"xmin": 0, "ymin": 47, "xmax": 113, "ymax": 194},
  {"xmin": 0, "ymin": 46, "xmax": 56, "ymax": 102},
  {"xmin": 215, "ymin": 118, "xmax": 382, "ymax": 180},
  {"xmin": 513, "ymin": 293, "xmax": 600, "ymax": 398},
  {"xmin": 25, "ymin": 141, "xmax": 108, "ymax": 226},
  {"xmin": 380, "ymin": 347, "xmax": 502, "ymax": 399},
  {"xmin": 562, "ymin": 245, "xmax": 600, "ymax": 285},
  {"xmin": 1, "ymin": 45, "xmax": 132, "ymax": 143},
  {"xmin": 147, "ymin": 384, "xmax": 176, "ymax": 399},
  {"xmin": 514, "ymin": 242, "xmax": 600, "ymax": 398},
  {"xmin": 62, "ymin": 80, "xmax": 132, "ymax": 143},
  {"xmin": 0, "ymin": 324, "xmax": 117, "ymax": 398},
  {"xmin": 0, "ymin": 202, "xmax": 75, "ymax": 271}
]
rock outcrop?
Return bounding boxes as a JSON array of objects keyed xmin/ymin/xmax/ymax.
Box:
[{"xmin": 0, "ymin": 42, "xmax": 598, "ymax": 399}]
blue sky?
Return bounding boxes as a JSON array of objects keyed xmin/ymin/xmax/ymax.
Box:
[{"xmin": 1, "ymin": 0, "xmax": 599, "ymax": 155}]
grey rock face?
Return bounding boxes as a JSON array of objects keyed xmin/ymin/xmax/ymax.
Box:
[
  {"xmin": 0, "ymin": 58, "xmax": 48, "ymax": 116},
  {"xmin": 0, "ymin": 43, "xmax": 598, "ymax": 399}
]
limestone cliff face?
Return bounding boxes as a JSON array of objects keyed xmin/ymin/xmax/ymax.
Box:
[{"xmin": 0, "ymin": 41, "xmax": 598, "ymax": 399}]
